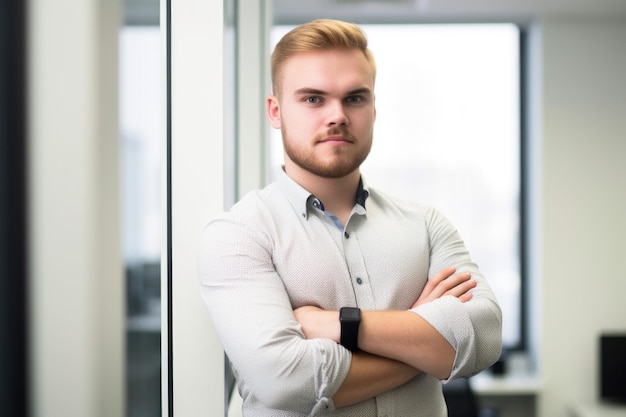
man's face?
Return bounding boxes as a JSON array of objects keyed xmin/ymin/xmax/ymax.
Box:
[{"xmin": 267, "ymin": 48, "xmax": 376, "ymax": 179}]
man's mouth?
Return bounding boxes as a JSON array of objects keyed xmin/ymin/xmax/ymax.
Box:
[
  {"xmin": 318, "ymin": 129, "xmax": 354, "ymax": 144},
  {"xmin": 320, "ymin": 135, "xmax": 350, "ymax": 143}
]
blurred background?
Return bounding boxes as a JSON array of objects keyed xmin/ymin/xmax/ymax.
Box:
[{"xmin": 1, "ymin": 0, "xmax": 625, "ymax": 416}]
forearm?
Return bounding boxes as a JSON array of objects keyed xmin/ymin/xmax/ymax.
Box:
[
  {"xmin": 295, "ymin": 306, "xmax": 454, "ymax": 380},
  {"xmin": 359, "ymin": 310, "xmax": 455, "ymax": 380},
  {"xmin": 295, "ymin": 291, "xmax": 458, "ymax": 382},
  {"xmin": 333, "ymin": 351, "xmax": 420, "ymax": 408}
]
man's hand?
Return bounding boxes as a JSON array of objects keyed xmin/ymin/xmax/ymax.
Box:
[
  {"xmin": 412, "ymin": 267, "xmax": 476, "ymax": 309},
  {"xmin": 293, "ymin": 306, "xmax": 340, "ymax": 343}
]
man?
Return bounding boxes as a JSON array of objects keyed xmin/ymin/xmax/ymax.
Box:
[{"xmin": 199, "ymin": 19, "xmax": 502, "ymax": 416}]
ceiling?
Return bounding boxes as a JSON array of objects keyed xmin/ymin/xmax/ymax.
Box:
[
  {"xmin": 124, "ymin": 0, "xmax": 626, "ymax": 26},
  {"xmin": 273, "ymin": 0, "xmax": 626, "ymax": 23}
]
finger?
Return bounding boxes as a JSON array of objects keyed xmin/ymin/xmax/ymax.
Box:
[
  {"xmin": 435, "ymin": 272, "xmax": 472, "ymax": 294},
  {"xmin": 445, "ymin": 277, "xmax": 477, "ymax": 298},
  {"xmin": 413, "ymin": 267, "xmax": 463, "ymax": 308},
  {"xmin": 458, "ymin": 292, "xmax": 473, "ymax": 303},
  {"xmin": 430, "ymin": 266, "xmax": 456, "ymax": 284},
  {"xmin": 423, "ymin": 267, "xmax": 456, "ymax": 294}
]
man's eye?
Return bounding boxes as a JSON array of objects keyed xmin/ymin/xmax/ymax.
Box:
[
  {"xmin": 346, "ymin": 96, "xmax": 363, "ymax": 104},
  {"xmin": 305, "ymin": 96, "xmax": 321, "ymax": 104}
]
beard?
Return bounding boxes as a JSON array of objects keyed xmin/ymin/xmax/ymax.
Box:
[{"xmin": 282, "ymin": 126, "xmax": 372, "ymax": 179}]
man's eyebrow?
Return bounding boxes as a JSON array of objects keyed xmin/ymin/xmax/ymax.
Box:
[
  {"xmin": 293, "ymin": 87, "xmax": 327, "ymax": 96},
  {"xmin": 293, "ymin": 87, "xmax": 372, "ymax": 96},
  {"xmin": 346, "ymin": 87, "xmax": 373, "ymax": 96}
]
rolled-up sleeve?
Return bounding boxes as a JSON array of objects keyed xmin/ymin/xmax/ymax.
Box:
[
  {"xmin": 410, "ymin": 206, "xmax": 503, "ymax": 380},
  {"xmin": 198, "ymin": 217, "xmax": 351, "ymax": 414}
]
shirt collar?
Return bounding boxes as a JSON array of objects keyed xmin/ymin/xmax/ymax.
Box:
[
  {"xmin": 356, "ymin": 178, "xmax": 370, "ymax": 208},
  {"xmin": 276, "ymin": 168, "xmax": 370, "ymax": 220}
]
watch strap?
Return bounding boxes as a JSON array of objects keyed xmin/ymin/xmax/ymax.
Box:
[{"xmin": 339, "ymin": 307, "xmax": 361, "ymax": 351}]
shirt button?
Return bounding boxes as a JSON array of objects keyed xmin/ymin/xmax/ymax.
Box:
[
  {"xmin": 356, "ymin": 277, "xmax": 363, "ymax": 285},
  {"xmin": 344, "ymin": 231, "xmax": 350, "ymax": 238}
]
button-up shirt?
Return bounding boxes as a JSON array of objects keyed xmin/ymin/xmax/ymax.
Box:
[{"xmin": 198, "ymin": 169, "xmax": 502, "ymax": 416}]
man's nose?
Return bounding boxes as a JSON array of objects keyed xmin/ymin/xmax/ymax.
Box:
[{"xmin": 326, "ymin": 101, "xmax": 349, "ymax": 126}]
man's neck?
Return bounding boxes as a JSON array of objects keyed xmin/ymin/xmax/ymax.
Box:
[{"xmin": 285, "ymin": 165, "xmax": 360, "ymax": 225}]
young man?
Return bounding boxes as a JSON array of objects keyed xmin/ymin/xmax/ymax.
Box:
[{"xmin": 199, "ymin": 19, "xmax": 502, "ymax": 416}]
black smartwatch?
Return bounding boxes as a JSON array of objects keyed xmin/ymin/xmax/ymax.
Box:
[{"xmin": 339, "ymin": 307, "xmax": 361, "ymax": 351}]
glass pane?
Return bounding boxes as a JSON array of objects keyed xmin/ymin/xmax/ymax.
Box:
[
  {"xmin": 270, "ymin": 24, "xmax": 521, "ymax": 349},
  {"xmin": 119, "ymin": 26, "xmax": 162, "ymax": 417}
]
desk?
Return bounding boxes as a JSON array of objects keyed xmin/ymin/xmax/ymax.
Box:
[
  {"xmin": 470, "ymin": 372, "xmax": 542, "ymax": 396},
  {"xmin": 471, "ymin": 372, "xmax": 541, "ymax": 417},
  {"xmin": 569, "ymin": 402, "xmax": 626, "ymax": 417}
]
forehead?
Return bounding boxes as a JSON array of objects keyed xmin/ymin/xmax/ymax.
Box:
[{"xmin": 279, "ymin": 49, "xmax": 375, "ymax": 95}]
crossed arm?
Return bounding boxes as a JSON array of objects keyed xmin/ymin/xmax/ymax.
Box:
[{"xmin": 294, "ymin": 266, "xmax": 476, "ymax": 408}]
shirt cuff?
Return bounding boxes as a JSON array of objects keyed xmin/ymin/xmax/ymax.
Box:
[{"xmin": 410, "ymin": 295, "xmax": 476, "ymax": 380}]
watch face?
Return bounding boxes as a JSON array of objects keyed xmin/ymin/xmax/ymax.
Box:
[{"xmin": 341, "ymin": 307, "xmax": 361, "ymax": 321}]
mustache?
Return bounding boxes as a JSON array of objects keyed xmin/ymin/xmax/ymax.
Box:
[{"xmin": 316, "ymin": 127, "xmax": 357, "ymax": 142}]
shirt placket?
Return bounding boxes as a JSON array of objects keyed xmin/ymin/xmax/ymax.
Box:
[
  {"xmin": 341, "ymin": 222, "xmax": 376, "ymax": 310},
  {"xmin": 343, "ymin": 223, "xmax": 400, "ymax": 416}
]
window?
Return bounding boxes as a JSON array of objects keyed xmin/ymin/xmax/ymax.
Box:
[
  {"xmin": 270, "ymin": 24, "xmax": 523, "ymax": 350},
  {"xmin": 120, "ymin": 26, "xmax": 162, "ymax": 416}
]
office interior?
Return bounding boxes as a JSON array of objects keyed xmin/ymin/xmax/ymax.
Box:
[{"xmin": 1, "ymin": 0, "xmax": 625, "ymax": 416}]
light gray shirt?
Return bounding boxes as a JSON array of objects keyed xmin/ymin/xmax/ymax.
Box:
[{"xmin": 198, "ymin": 170, "xmax": 502, "ymax": 417}]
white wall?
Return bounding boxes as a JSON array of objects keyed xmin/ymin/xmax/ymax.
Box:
[
  {"xmin": 167, "ymin": 0, "xmax": 226, "ymax": 415},
  {"xmin": 236, "ymin": 0, "xmax": 273, "ymax": 196},
  {"xmin": 538, "ymin": 16, "xmax": 626, "ymax": 417},
  {"xmin": 28, "ymin": 0, "xmax": 124, "ymax": 416}
]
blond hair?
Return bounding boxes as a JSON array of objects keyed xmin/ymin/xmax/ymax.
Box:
[{"xmin": 271, "ymin": 19, "xmax": 376, "ymax": 96}]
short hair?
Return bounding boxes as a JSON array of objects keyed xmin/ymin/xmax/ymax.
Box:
[{"xmin": 270, "ymin": 19, "xmax": 376, "ymax": 96}]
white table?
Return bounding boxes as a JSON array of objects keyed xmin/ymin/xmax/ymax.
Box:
[{"xmin": 569, "ymin": 402, "xmax": 626, "ymax": 417}]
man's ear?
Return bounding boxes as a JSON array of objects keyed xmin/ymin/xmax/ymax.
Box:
[{"xmin": 266, "ymin": 95, "xmax": 281, "ymax": 129}]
